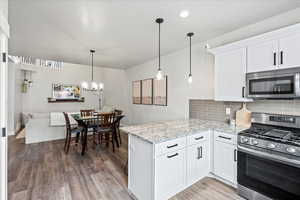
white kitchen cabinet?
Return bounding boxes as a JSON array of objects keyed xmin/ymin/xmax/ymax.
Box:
[
  {"xmin": 214, "ymin": 48, "xmax": 250, "ymax": 102},
  {"xmin": 187, "ymin": 140, "xmax": 209, "ymax": 186},
  {"xmin": 155, "ymin": 149, "xmax": 186, "ymax": 200},
  {"xmin": 247, "ymin": 40, "xmax": 278, "ymax": 73},
  {"xmin": 213, "ymin": 132, "xmax": 237, "ymax": 185},
  {"xmin": 128, "ymin": 135, "xmax": 154, "ymax": 200},
  {"xmin": 279, "ymin": 33, "xmax": 300, "ymax": 69},
  {"xmin": 128, "ymin": 130, "xmax": 213, "ymax": 200}
]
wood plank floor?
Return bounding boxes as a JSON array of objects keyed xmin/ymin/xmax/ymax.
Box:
[{"xmin": 8, "ymin": 133, "xmax": 242, "ymax": 200}]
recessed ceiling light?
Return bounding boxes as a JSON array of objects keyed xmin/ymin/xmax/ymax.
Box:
[{"xmin": 180, "ymin": 10, "xmax": 189, "ymax": 18}]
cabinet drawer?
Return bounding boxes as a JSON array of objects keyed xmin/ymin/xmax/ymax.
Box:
[
  {"xmin": 214, "ymin": 131, "xmax": 237, "ymax": 145},
  {"xmin": 155, "ymin": 137, "xmax": 186, "ymax": 157},
  {"xmin": 187, "ymin": 131, "xmax": 209, "ymax": 146}
]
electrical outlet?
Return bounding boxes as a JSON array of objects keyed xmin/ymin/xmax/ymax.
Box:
[{"xmin": 225, "ymin": 107, "xmax": 231, "ymax": 115}]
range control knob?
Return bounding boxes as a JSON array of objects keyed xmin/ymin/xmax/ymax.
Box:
[
  {"xmin": 241, "ymin": 137, "xmax": 249, "ymax": 143},
  {"xmin": 286, "ymin": 147, "xmax": 296, "ymax": 154},
  {"xmin": 267, "ymin": 143, "xmax": 276, "ymax": 149},
  {"xmin": 252, "ymin": 140, "xmax": 259, "ymax": 145}
]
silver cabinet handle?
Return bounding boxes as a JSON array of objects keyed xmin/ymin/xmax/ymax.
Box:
[
  {"xmin": 234, "ymin": 149, "xmax": 237, "ymax": 162},
  {"xmin": 280, "ymin": 51, "xmax": 283, "ymax": 65},
  {"xmin": 167, "ymin": 144, "xmax": 178, "ymax": 149},
  {"xmin": 218, "ymin": 135, "xmax": 231, "ymax": 140},
  {"xmin": 167, "ymin": 153, "xmax": 178, "ymax": 159},
  {"xmin": 195, "ymin": 136, "xmax": 204, "ymax": 140},
  {"xmin": 197, "ymin": 146, "xmax": 203, "ymax": 159}
]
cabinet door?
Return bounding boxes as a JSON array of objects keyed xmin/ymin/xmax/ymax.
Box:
[
  {"xmin": 155, "ymin": 149, "xmax": 186, "ymax": 200},
  {"xmin": 247, "ymin": 40, "xmax": 278, "ymax": 73},
  {"xmin": 214, "ymin": 140, "xmax": 237, "ymax": 184},
  {"xmin": 215, "ymin": 48, "xmax": 249, "ymax": 101},
  {"xmin": 187, "ymin": 141, "xmax": 209, "ymax": 186},
  {"xmin": 279, "ymin": 33, "xmax": 300, "ymax": 69}
]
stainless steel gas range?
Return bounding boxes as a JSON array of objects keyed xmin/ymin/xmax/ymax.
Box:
[{"xmin": 237, "ymin": 113, "xmax": 300, "ymax": 200}]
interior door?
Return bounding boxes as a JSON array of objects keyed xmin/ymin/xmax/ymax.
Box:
[
  {"xmin": 0, "ymin": 32, "xmax": 8, "ymax": 200},
  {"xmin": 247, "ymin": 40, "xmax": 278, "ymax": 73},
  {"xmin": 279, "ymin": 33, "xmax": 300, "ymax": 69}
]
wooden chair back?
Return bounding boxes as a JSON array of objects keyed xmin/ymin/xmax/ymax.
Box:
[
  {"xmin": 80, "ymin": 109, "xmax": 95, "ymax": 118},
  {"xmin": 63, "ymin": 112, "xmax": 71, "ymax": 132},
  {"xmin": 99, "ymin": 112, "xmax": 115, "ymax": 128}
]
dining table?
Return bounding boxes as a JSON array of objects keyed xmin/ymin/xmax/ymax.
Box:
[{"xmin": 71, "ymin": 113, "xmax": 123, "ymax": 155}]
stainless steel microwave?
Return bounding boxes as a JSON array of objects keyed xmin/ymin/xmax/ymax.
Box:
[{"xmin": 246, "ymin": 67, "xmax": 300, "ymax": 99}]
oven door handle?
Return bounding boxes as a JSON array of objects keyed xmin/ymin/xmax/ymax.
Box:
[{"xmin": 238, "ymin": 145, "xmax": 300, "ymax": 168}]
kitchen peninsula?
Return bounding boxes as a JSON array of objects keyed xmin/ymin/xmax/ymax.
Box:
[{"xmin": 121, "ymin": 119, "xmax": 247, "ymax": 200}]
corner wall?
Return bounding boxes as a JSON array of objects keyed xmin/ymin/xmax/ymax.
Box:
[{"xmin": 125, "ymin": 44, "xmax": 214, "ymax": 124}]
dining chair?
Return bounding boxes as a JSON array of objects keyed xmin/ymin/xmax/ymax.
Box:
[
  {"xmin": 96, "ymin": 112, "xmax": 117, "ymax": 152},
  {"xmin": 82, "ymin": 115, "xmax": 101, "ymax": 150},
  {"xmin": 80, "ymin": 109, "xmax": 96, "ymax": 138},
  {"xmin": 114, "ymin": 114, "xmax": 124, "ymax": 145},
  {"xmin": 114, "ymin": 109, "xmax": 123, "ymax": 143},
  {"xmin": 80, "ymin": 109, "xmax": 95, "ymax": 118},
  {"xmin": 63, "ymin": 112, "xmax": 84, "ymax": 154}
]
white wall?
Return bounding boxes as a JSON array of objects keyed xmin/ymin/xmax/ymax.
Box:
[
  {"xmin": 125, "ymin": 7, "xmax": 300, "ymax": 125},
  {"xmin": 126, "ymin": 45, "xmax": 214, "ymax": 124},
  {"xmin": 11, "ymin": 62, "xmax": 130, "ymax": 128},
  {"xmin": 0, "ymin": 0, "xmax": 8, "ymax": 19}
]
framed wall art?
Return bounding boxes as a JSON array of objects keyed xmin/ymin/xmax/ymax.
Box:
[
  {"xmin": 142, "ymin": 78, "xmax": 153, "ymax": 105},
  {"xmin": 132, "ymin": 80, "xmax": 142, "ymax": 104},
  {"xmin": 153, "ymin": 76, "xmax": 167, "ymax": 106}
]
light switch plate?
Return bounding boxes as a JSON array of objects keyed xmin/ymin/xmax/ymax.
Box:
[{"xmin": 225, "ymin": 108, "xmax": 231, "ymax": 115}]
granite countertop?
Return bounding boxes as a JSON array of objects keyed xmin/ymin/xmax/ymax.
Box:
[{"xmin": 120, "ymin": 119, "xmax": 248, "ymax": 144}]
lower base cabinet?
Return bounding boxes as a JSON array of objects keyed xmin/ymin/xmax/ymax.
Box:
[
  {"xmin": 155, "ymin": 149, "xmax": 186, "ymax": 200},
  {"xmin": 187, "ymin": 141, "xmax": 210, "ymax": 186},
  {"xmin": 213, "ymin": 131, "xmax": 237, "ymax": 185},
  {"xmin": 129, "ymin": 130, "xmax": 237, "ymax": 200}
]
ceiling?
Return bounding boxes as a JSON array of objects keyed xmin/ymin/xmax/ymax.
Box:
[{"xmin": 8, "ymin": 0, "xmax": 300, "ymax": 69}]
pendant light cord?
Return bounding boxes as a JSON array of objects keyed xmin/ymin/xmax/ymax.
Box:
[
  {"xmin": 158, "ymin": 22, "xmax": 161, "ymax": 70},
  {"xmin": 189, "ymin": 36, "xmax": 191, "ymax": 75},
  {"xmin": 91, "ymin": 51, "xmax": 94, "ymax": 81}
]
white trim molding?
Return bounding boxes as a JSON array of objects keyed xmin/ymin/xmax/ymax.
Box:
[
  {"xmin": 209, "ymin": 22, "xmax": 300, "ymax": 55},
  {"xmin": 0, "ymin": 11, "xmax": 9, "ymax": 38}
]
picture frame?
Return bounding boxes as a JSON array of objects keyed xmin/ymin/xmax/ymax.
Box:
[
  {"xmin": 142, "ymin": 78, "xmax": 153, "ymax": 105},
  {"xmin": 52, "ymin": 84, "xmax": 81, "ymax": 99},
  {"xmin": 153, "ymin": 76, "xmax": 168, "ymax": 106},
  {"xmin": 132, "ymin": 80, "xmax": 142, "ymax": 104}
]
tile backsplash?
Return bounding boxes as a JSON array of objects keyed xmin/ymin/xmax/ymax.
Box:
[{"xmin": 189, "ymin": 99, "xmax": 300, "ymax": 122}]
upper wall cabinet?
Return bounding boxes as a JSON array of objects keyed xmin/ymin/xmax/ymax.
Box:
[
  {"xmin": 210, "ymin": 23, "xmax": 300, "ymax": 101},
  {"xmin": 214, "ymin": 48, "xmax": 249, "ymax": 102},
  {"xmin": 279, "ymin": 33, "xmax": 300, "ymax": 69},
  {"xmin": 247, "ymin": 40, "xmax": 278, "ymax": 73},
  {"xmin": 247, "ymin": 33, "xmax": 300, "ymax": 73}
]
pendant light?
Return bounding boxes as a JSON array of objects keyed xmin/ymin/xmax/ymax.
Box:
[
  {"xmin": 187, "ymin": 32, "xmax": 194, "ymax": 84},
  {"xmin": 156, "ymin": 18, "xmax": 164, "ymax": 80},
  {"xmin": 81, "ymin": 50, "xmax": 104, "ymax": 91}
]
